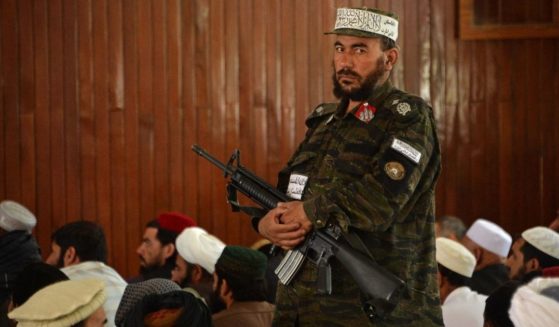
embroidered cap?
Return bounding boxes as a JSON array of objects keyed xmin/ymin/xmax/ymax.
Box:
[
  {"xmin": 216, "ymin": 245, "xmax": 267, "ymax": 280},
  {"xmin": 436, "ymin": 237, "xmax": 477, "ymax": 278},
  {"xmin": 466, "ymin": 218, "xmax": 512, "ymax": 257},
  {"xmin": 8, "ymin": 279, "xmax": 106, "ymax": 327},
  {"xmin": 522, "ymin": 226, "xmax": 559, "ymax": 260},
  {"xmin": 326, "ymin": 8, "xmax": 399, "ymax": 41},
  {"xmin": 115, "ymin": 278, "xmax": 181, "ymax": 326},
  {"xmin": 175, "ymin": 227, "xmax": 226, "ymax": 274},
  {"xmin": 156, "ymin": 212, "xmax": 196, "ymax": 235},
  {"xmin": 0, "ymin": 200, "xmax": 37, "ymax": 233}
]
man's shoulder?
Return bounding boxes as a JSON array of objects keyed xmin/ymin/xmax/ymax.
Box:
[
  {"xmin": 384, "ymin": 90, "xmax": 432, "ymax": 120},
  {"xmin": 305, "ymin": 103, "xmax": 338, "ymax": 126}
]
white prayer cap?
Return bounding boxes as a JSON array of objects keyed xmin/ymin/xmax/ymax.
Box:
[
  {"xmin": 509, "ymin": 277, "xmax": 559, "ymax": 327},
  {"xmin": 522, "ymin": 226, "xmax": 559, "ymax": 260},
  {"xmin": 175, "ymin": 227, "xmax": 225, "ymax": 274},
  {"xmin": 436, "ymin": 237, "xmax": 476, "ymax": 277},
  {"xmin": 466, "ymin": 218, "xmax": 512, "ymax": 257},
  {"xmin": 0, "ymin": 200, "xmax": 37, "ymax": 233}
]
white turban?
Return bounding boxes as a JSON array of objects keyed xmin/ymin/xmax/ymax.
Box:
[
  {"xmin": 0, "ymin": 200, "xmax": 37, "ymax": 233},
  {"xmin": 509, "ymin": 277, "xmax": 559, "ymax": 327},
  {"xmin": 175, "ymin": 227, "xmax": 225, "ymax": 274}
]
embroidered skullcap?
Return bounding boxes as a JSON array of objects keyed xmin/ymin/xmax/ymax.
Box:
[
  {"xmin": 175, "ymin": 227, "xmax": 225, "ymax": 274},
  {"xmin": 156, "ymin": 212, "xmax": 196, "ymax": 234},
  {"xmin": 509, "ymin": 277, "xmax": 559, "ymax": 327},
  {"xmin": 8, "ymin": 279, "xmax": 106, "ymax": 327},
  {"xmin": 325, "ymin": 8, "xmax": 399, "ymax": 41},
  {"xmin": 522, "ymin": 226, "xmax": 559, "ymax": 260},
  {"xmin": 0, "ymin": 200, "xmax": 36, "ymax": 233},
  {"xmin": 466, "ymin": 218, "xmax": 512, "ymax": 257},
  {"xmin": 115, "ymin": 278, "xmax": 180, "ymax": 326},
  {"xmin": 215, "ymin": 245, "xmax": 267, "ymax": 280},
  {"xmin": 436, "ymin": 237, "xmax": 477, "ymax": 278}
]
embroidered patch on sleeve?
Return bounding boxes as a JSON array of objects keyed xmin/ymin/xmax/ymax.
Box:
[
  {"xmin": 384, "ymin": 161, "xmax": 406, "ymax": 180},
  {"xmin": 390, "ymin": 138, "xmax": 422, "ymax": 164}
]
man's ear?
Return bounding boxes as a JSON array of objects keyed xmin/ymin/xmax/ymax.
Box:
[
  {"xmin": 191, "ymin": 264, "xmax": 203, "ymax": 284},
  {"xmin": 219, "ymin": 278, "xmax": 230, "ymax": 297},
  {"xmin": 384, "ymin": 47, "xmax": 399, "ymax": 71},
  {"xmin": 525, "ymin": 257, "xmax": 541, "ymax": 272},
  {"xmin": 63, "ymin": 246, "xmax": 80, "ymax": 266},
  {"xmin": 162, "ymin": 243, "xmax": 176, "ymax": 260}
]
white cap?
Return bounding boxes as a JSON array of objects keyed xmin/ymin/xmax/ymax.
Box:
[
  {"xmin": 522, "ymin": 227, "xmax": 559, "ymax": 260},
  {"xmin": 175, "ymin": 227, "xmax": 226, "ymax": 274},
  {"xmin": 466, "ymin": 218, "xmax": 512, "ymax": 257},
  {"xmin": 436, "ymin": 237, "xmax": 476, "ymax": 277},
  {"xmin": 509, "ymin": 277, "xmax": 559, "ymax": 327},
  {"xmin": 0, "ymin": 200, "xmax": 37, "ymax": 233}
]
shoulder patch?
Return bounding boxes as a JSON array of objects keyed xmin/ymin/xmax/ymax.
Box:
[{"xmin": 396, "ymin": 102, "xmax": 412, "ymax": 116}]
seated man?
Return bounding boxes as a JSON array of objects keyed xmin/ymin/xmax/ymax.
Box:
[
  {"xmin": 0, "ymin": 200, "xmax": 41, "ymax": 326},
  {"xmin": 8, "ymin": 279, "xmax": 107, "ymax": 326},
  {"xmin": 437, "ymin": 237, "xmax": 487, "ymax": 327},
  {"xmin": 507, "ymin": 226, "xmax": 559, "ymax": 282},
  {"xmin": 461, "ymin": 218, "xmax": 512, "ymax": 295},
  {"xmin": 46, "ymin": 220, "xmax": 127, "ymax": 327},
  {"xmin": 212, "ymin": 245, "xmax": 275, "ymax": 327},
  {"xmin": 175, "ymin": 226, "xmax": 226, "ymax": 313},
  {"xmin": 132, "ymin": 212, "xmax": 196, "ymax": 282}
]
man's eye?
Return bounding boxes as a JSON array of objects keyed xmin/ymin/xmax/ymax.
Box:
[
  {"xmin": 355, "ymin": 48, "xmax": 366, "ymax": 54},
  {"xmin": 335, "ymin": 46, "xmax": 343, "ymax": 53}
]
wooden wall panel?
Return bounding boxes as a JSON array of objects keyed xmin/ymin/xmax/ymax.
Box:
[{"xmin": 1, "ymin": 0, "xmax": 558, "ymax": 277}]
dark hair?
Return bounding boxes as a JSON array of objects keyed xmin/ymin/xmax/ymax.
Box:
[
  {"xmin": 380, "ymin": 36, "xmax": 396, "ymax": 51},
  {"xmin": 215, "ymin": 266, "xmax": 267, "ymax": 302},
  {"xmin": 52, "ymin": 221, "xmax": 107, "ymax": 264},
  {"xmin": 146, "ymin": 220, "xmax": 177, "ymax": 246},
  {"xmin": 484, "ymin": 281, "xmax": 520, "ymax": 327},
  {"xmin": 521, "ymin": 241, "xmax": 559, "ymax": 269},
  {"xmin": 12, "ymin": 262, "xmax": 69, "ymax": 306},
  {"xmin": 437, "ymin": 215, "xmax": 467, "ymax": 239},
  {"xmin": 438, "ymin": 264, "xmax": 469, "ymax": 287}
]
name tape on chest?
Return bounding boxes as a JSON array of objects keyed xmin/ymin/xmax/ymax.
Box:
[
  {"xmin": 286, "ymin": 173, "xmax": 309, "ymax": 200},
  {"xmin": 391, "ymin": 138, "xmax": 421, "ymax": 164}
]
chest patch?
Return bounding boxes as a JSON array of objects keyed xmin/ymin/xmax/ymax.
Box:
[
  {"xmin": 286, "ymin": 173, "xmax": 309, "ymax": 200},
  {"xmin": 353, "ymin": 102, "xmax": 377, "ymax": 123},
  {"xmin": 391, "ymin": 138, "xmax": 422, "ymax": 164}
]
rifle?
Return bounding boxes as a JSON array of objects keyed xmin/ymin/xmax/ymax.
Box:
[{"xmin": 192, "ymin": 144, "xmax": 405, "ymax": 320}]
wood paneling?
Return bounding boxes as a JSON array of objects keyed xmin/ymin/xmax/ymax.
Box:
[{"xmin": 1, "ymin": 0, "xmax": 558, "ymax": 277}]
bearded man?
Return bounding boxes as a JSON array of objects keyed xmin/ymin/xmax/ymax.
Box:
[{"xmin": 257, "ymin": 7, "xmax": 443, "ymax": 326}]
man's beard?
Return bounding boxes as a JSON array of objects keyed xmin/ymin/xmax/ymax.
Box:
[{"xmin": 332, "ymin": 56, "xmax": 386, "ymax": 101}]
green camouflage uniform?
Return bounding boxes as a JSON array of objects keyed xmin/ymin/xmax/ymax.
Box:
[{"xmin": 273, "ymin": 81, "xmax": 443, "ymax": 326}]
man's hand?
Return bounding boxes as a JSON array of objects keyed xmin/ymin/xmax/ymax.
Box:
[
  {"xmin": 277, "ymin": 201, "xmax": 313, "ymax": 236},
  {"xmin": 258, "ymin": 206, "xmax": 307, "ymax": 249}
]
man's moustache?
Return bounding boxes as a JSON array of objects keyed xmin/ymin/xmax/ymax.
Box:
[{"xmin": 336, "ymin": 68, "xmax": 360, "ymax": 78}]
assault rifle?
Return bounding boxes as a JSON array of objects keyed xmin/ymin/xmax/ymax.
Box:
[{"xmin": 192, "ymin": 144, "xmax": 405, "ymax": 320}]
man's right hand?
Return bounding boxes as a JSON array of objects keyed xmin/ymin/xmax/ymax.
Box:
[{"xmin": 258, "ymin": 206, "xmax": 307, "ymax": 249}]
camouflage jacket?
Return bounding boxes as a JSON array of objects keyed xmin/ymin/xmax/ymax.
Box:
[{"xmin": 274, "ymin": 81, "xmax": 443, "ymax": 326}]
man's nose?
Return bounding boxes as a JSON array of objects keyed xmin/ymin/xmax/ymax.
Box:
[{"xmin": 338, "ymin": 53, "xmax": 353, "ymax": 69}]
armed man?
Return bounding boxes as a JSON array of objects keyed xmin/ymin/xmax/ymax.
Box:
[{"xmin": 257, "ymin": 7, "xmax": 443, "ymax": 325}]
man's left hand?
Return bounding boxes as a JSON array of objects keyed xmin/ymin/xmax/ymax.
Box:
[{"xmin": 277, "ymin": 201, "xmax": 313, "ymax": 236}]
